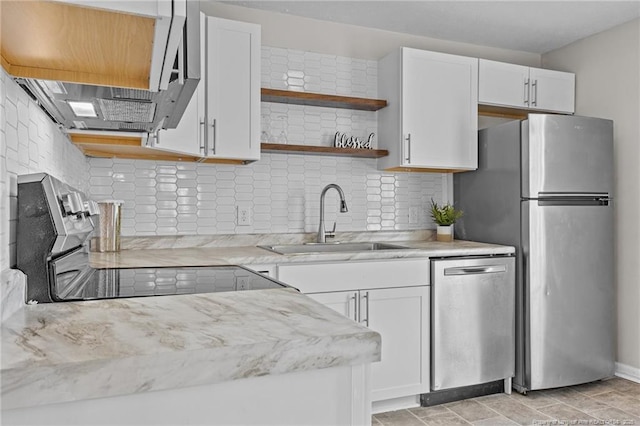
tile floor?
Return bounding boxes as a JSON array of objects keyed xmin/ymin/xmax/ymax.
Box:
[{"xmin": 374, "ymin": 377, "xmax": 640, "ymax": 426}]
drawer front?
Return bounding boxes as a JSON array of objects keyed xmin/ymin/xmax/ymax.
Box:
[{"xmin": 277, "ymin": 258, "xmax": 430, "ymax": 293}]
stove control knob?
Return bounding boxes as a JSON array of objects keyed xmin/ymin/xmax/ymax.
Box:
[
  {"xmin": 62, "ymin": 192, "xmax": 84, "ymax": 215},
  {"xmin": 84, "ymin": 200, "xmax": 99, "ymax": 216}
]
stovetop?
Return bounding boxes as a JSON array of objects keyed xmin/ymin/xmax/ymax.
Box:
[
  {"xmin": 52, "ymin": 264, "xmax": 293, "ymax": 302},
  {"xmin": 50, "ymin": 249, "xmax": 293, "ymax": 302}
]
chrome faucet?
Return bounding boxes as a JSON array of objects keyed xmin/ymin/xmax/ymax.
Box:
[{"xmin": 317, "ymin": 184, "xmax": 349, "ymax": 243}]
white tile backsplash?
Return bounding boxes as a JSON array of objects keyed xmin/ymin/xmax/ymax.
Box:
[
  {"xmin": 1, "ymin": 68, "xmax": 90, "ymax": 270},
  {"xmin": 86, "ymin": 46, "xmax": 445, "ymax": 237},
  {"xmin": 88, "ymin": 154, "xmax": 442, "ymax": 236}
]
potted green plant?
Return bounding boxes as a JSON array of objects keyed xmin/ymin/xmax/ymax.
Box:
[{"xmin": 430, "ymin": 199, "xmax": 463, "ymax": 242}]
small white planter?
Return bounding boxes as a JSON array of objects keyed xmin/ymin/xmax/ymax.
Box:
[{"xmin": 436, "ymin": 225, "xmax": 453, "ymax": 242}]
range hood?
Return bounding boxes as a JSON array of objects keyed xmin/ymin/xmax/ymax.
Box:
[{"xmin": 1, "ymin": 0, "xmax": 200, "ymax": 133}]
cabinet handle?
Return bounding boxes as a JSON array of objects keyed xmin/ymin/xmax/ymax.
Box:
[
  {"xmin": 362, "ymin": 291, "xmax": 370, "ymax": 327},
  {"xmin": 148, "ymin": 132, "xmax": 157, "ymax": 147},
  {"xmin": 199, "ymin": 120, "xmax": 206, "ymax": 154},
  {"xmin": 350, "ymin": 292, "xmax": 358, "ymax": 322},
  {"xmin": 153, "ymin": 128, "xmax": 160, "ymax": 146},
  {"xmin": 405, "ymin": 134, "xmax": 411, "ymax": 164},
  {"xmin": 210, "ymin": 118, "xmax": 217, "ymax": 155},
  {"xmin": 524, "ymin": 78, "xmax": 530, "ymax": 106},
  {"xmin": 532, "ymin": 80, "xmax": 538, "ymax": 106},
  {"xmin": 150, "ymin": 117, "xmax": 165, "ymax": 147}
]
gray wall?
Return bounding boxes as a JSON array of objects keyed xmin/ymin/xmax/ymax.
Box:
[{"xmin": 543, "ymin": 18, "xmax": 640, "ymax": 374}]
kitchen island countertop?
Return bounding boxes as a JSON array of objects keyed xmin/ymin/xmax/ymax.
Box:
[{"xmin": 1, "ymin": 287, "xmax": 380, "ymax": 410}]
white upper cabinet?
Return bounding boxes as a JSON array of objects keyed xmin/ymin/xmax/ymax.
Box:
[
  {"xmin": 478, "ymin": 60, "xmax": 530, "ymax": 109},
  {"xmin": 150, "ymin": 12, "xmax": 206, "ymax": 157},
  {"xmin": 479, "ymin": 59, "xmax": 575, "ymax": 114},
  {"xmin": 205, "ymin": 16, "xmax": 261, "ymax": 162},
  {"xmin": 151, "ymin": 14, "xmax": 261, "ymax": 162},
  {"xmin": 528, "ymin": 67, "xmax": 575, "ymax": 113},
  {"xmin": 151, "ymin": 83, "xmax": 205, "ymax": 156},
  {"xmin": 378, "ymin": 48, "xmax": 478, "ymax": 172}
]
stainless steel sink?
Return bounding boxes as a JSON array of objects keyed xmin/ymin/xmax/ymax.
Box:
[{"xmin": 257, "ymin": 242, "xmax": 409, "ymax": 255}]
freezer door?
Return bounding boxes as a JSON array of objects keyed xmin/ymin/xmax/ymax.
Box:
[
  {"xmin": 523, "ymin": 200, "xmax": 615, "ymax": 390},
  {"xmin": 431, "ymin": 256, "xmax": 515, "ymax": 390},
  {"xmin": 522, "ymin": 114, "xmax": 613, "ymax": 198}
]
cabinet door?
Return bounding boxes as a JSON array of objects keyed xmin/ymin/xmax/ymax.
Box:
[
  {"xmin": 529, "ymin": 67, "xmax": 575, "ymax": 114},
  {"xmin": 402, "ymin": 48, "xmax": 477, "ymax": 170},
  {"xmin": 206, "ymin": 17, "xmax": 261, "ymax": 161},
  {"xmin": 151, "ymin": 83, "xmax": 205, "ymax": 156},
  {"xmin": 307, "ymin": 291, "xmax": 359, "ymax": 322},
  {"xmin": 479, "ymin": 59, "xmax": 530, "ymax": 109},
  {"xmin": 366, "ymin": 286, "xmax": 430, "ymax": 401},
  {"xmin": 150, "ymin": 12, "xmax": 206, "ymax": 157}
]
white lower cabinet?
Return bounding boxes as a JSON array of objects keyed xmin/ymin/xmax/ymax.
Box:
[
  {"xmin": 307, "ymin": 291, "xmax": 357, "ymax": 320},
  {"xmin": 367, "ymin": 286, "xmax": 429, "ymax": 402},
  {"xmin": 3, "ymin": 366, "xmax": 368, "ymax": 426},
  {"xmin": 278, "ymin": 259, "xmax": 430, "ymax": 403}
]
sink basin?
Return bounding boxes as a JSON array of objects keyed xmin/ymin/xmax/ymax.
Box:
[{"xmin": 257, "ymin": 242, "xmax": 409, "ymax": 255}]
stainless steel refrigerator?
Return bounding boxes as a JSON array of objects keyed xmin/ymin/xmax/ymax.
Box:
[{"xmin": 454, "ymin": 114, "xmax": 615, "ymax": 393}]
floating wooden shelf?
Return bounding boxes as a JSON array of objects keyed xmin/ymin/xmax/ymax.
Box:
[
  {"xmin": 261, "ymin": 88, "xmax": 387, "ymax": 111},
  {"xmin": 261, "ymin": 143, "xmax": 388, "ymax": 158}
]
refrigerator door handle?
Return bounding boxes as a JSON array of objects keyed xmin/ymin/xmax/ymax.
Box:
[
  {"xmin": 537, "ymin": 192, "xmax": 610, "ymax": 198},
  {"xmin": 536, "ymin": 198, "xmax": 611, "ymax": 207}
]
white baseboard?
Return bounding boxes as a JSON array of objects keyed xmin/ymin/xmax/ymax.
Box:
[{"xmin": 615, "ymin": 362, "xmax": 640, "ymax": 383}]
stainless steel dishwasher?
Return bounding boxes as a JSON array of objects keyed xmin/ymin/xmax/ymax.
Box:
[{"xmin": 431, "ymin": 255, "xmax": 515, "ymax": 392}]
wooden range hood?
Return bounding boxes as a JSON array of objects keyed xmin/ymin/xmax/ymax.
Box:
[{"xmin": 0, "ymin": 0, "xmax": 183, "ymax": 90}]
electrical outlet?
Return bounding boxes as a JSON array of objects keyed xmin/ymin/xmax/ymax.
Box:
[
  {"xmin": 237, "ymin": 205, "xmax": 252, "ymax": 226},
  {"xmin": 409, "ymin": 206, "xmax": 419, "ymax": 224},
  {"xmin": 236, "ymin": 276, "xmax": 250, "ymax": 291}
]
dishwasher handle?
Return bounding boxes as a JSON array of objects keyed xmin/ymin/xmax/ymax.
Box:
[{"xmin": 444, "ymin": 265, "xmax": 507, "ymax": 276}]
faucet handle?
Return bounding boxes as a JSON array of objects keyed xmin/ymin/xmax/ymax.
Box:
[{"xmin": 326, "ymin": 222, "xmax": 337, "ymax": 239}]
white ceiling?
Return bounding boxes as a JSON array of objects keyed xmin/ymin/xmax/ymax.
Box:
[{"xmin": 222, "ymin": 1, "xmax": 640, "ymax": 54}]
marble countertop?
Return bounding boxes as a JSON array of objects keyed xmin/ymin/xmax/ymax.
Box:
[
  {"xmin": 1, "ymin": 288, "xmax": 380, "ymax": 410},
  {"xmin": 89, "ymin": 237, "xmax": 514, "ymax": 269},
  {"xmin": 1, "ymin": 230, "xmax": 513, "ymax": 411}
]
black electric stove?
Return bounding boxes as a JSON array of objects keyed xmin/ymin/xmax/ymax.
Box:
[{"xmin": 17, "ymin": 173, "xmax": 293, "ymax": 303}]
